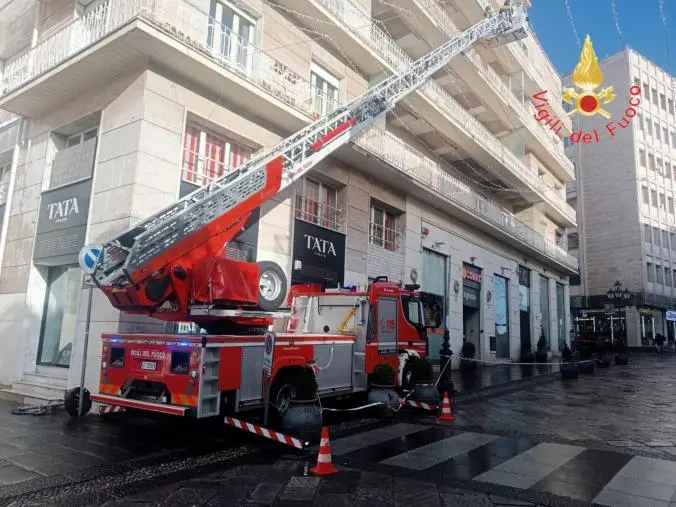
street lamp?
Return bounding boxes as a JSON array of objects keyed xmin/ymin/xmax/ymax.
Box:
[
  {"xmin": 606, "ymin": 280, "xmax": 632, "ymax": 305},
  {"xmin": 605, "ymin": 280, "xmax": 631, "ymax": 345}
]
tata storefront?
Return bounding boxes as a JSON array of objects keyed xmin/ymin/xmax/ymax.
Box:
[{"xmin": 33, "ymin": 136, "xmax": 96, "ymax": 368}]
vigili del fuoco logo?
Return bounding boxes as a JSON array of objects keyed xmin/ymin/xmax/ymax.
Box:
[{"xmin": 532, "ymin": 35, "xmax": 641, "ymax": 144}]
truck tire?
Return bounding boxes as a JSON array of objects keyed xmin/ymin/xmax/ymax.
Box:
[
  {"xmin": 257, "ymin": 261, "xmax": 287, "ymax": 311},
  {"xmin": 64, "ymin": 387, "xmax": 92, "ymax": 417},
  {"xmin": 270, "ymin": 370, "xmax": 298, "ymax": 417}
]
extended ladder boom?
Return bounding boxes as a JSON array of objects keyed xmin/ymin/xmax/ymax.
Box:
[{"xmin": 84, "ymin": 3, "xmax": 528, "ymax": 314}]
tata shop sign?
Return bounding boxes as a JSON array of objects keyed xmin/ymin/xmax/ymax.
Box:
[
  {"xmin": 34, "ymin": 179, "xmax": 92, "ymax": 264},
  {"xmin": 292, "ymin": 219, "xmax": 345, "ymax": 287}
]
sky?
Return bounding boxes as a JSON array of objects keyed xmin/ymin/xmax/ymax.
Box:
[{"xmin": 528, "ymin": 0, "xmax": 676, "ymax": 76}]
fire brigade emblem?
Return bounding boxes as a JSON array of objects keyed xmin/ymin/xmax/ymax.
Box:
[{"xmin": 562, "ymin": 35, "xmax": 615, "ymax": 119}]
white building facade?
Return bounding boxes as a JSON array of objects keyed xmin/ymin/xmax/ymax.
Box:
[
  {"xmin": 567, "ymin": 47, "xmax": 676, "ymax": 347},
  {"xmin": 0, "ymin": 0, "xmax": 577, "ymax": 402}
]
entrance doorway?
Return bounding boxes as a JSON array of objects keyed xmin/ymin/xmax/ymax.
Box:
[
  {"xmin": 462, "ymin": 262, "xmax": 482, "ymax": 354},
  {"xmin": 463, "ymin": 303, "xmax": 480, "ymax": 352}
]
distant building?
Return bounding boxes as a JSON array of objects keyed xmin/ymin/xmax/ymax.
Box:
[{"xmin": 566, "ymin": 46, "xmax": 676, "ymax": 346}]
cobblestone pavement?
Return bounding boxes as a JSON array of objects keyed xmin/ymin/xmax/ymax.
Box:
[
  {"xmin": 98, "ymin": 458, "xmax": 551, "ymax": 507},
  {"xmin": 4, "ymin": 353, "xmax": 676, "ymax": 506},
  {"xmin": 100, "ymin": 353, "xmax": 676, "ymax": 507},
  {"xmin": 451, "ymin": 353, "xmax": 676, "ymax": 456}
]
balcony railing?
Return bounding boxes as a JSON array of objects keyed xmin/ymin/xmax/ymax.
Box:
[
  {"xmin": 369, "ymin": 222, "xmax": 400, "ymax": 252},
  {"xmin": 0, "ymin": 0, "xmax": 315, "ymax": 116},
  {"xmin": 294, "ymin": 192, "xmax": 345, "ymax": 233},
  {"xmin": 474, "ymin": 0, "xmax": 566, "ymax": 117},
  {"xmin": 411, "ymin": 0, "xmax": 571, "ymax": 175},
  {"xmin": 354, "ymin": 127, "xmax": 578, "ymax": 270},
  {"xmin": 313, "ymin": 0, "xmax": 574, "ymax": 220}
]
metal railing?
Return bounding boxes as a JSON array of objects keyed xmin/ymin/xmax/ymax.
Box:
[
  {"xmin": 473, "ymin": 0, "xmax": 566, "ymax": 118},
  {"xmin": 0, "ymin": 0, "xmax": 316, "ymax": 115},
  {"xmin": 294, "ymin": 192, "xmax": 345, "ymax": 233},
  {"xmin": 411, "ymin": 0, "xmax": 571, "ymax": 175},
  {"xmin": 313, "ymin": 0, "xmax": 575, "ymax": 222},
  {"xmin": 354, "ymin": 127, "xmax": 578, "ymax": 270},
  {"xmin": 369, "ymin": 221, "xmax": 399, "ymax": 252}
]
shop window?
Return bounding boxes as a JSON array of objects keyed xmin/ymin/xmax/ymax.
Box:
[
  {"xmin": 181, "ymin": 123, "xmax": 252, "ymax": 187},
  {"xmin": 294, "ymin": 178, "xmax": 342, "ymax": 232},
  {"xmin": 370, "ymin": 203, "xmax": 398, "ymax": 251},
  {"xmin": 65, "ymin": 127, "xmax": 97, "ymax": 148},
  {"xmin": 0, "ymin": 161, "xmax": 10, "ymax": 206},
  {"xmin": 422, "ymin": 248, "xmax": 447, "ymax": 361},
  {"xmin": 310, "ymin": 62, "xmax": 340, "ymax": 116},
  {"xmin": 494, "ymin": 274, "xmax": 510, "ymax": 358},
  {"xmin": 207, "ymin": 0, "xmax": 256, "ymax": 72},
  {"xmin": 37, "ymin": 265, "xmax": 81, "ymax": 367}
]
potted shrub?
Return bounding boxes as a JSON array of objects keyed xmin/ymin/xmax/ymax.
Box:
[
  {"xmin": 595, "ymin": 339, "xmax": 612, "ymax": 368},
  {"xmin": 559, "ymin": 342, "xmax": 579, "ymax": 379},
  {"xmin": 535, "ymin": 329, "xmax": 548, "ymax": 363},
  {"xmin": 614, "ymin": 338, "xmax": 629, "ymax": 365},
  {"xmin": 409, "ymin": 356, "xmax": 439, "ymax": 405},
  {"xmin": 368, "ymin": 363, "xmax": 401, "ymax": 417},
  {"xmin": 460, "ymin": 340, "xmax": 477, "ymax": 374},
  {"xmin": 279, "ymin": 366, "xmax": 322, "ymax": 444},
  {"xmin": 520, "ymin": 342, "xmax": 535, "ymax": 363},
  {"xmin": 577, "ymin": 342, "xmax": 595, "ymax": 374}
]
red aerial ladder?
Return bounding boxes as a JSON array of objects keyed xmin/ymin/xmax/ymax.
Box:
[{"xmin": 69, "ymin": 3, "xmax": 529, "ymax": 423}]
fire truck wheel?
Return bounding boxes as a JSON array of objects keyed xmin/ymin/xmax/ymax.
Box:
[
  {"xmin": 401, "ymin": 361, "xmax": 414, "ymax": 391},
  {"xmin": 64, "ymin": 387, "xmax": 92, "ymax": 417},
  {"xmin": 257, "ymin": 261, "xmax": 287, "ymax": 311},
  {"xmin": 271, "ymin": 371, "xmax": 297, "ymax": 416}
]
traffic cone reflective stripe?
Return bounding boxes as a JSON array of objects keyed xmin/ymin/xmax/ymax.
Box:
[
  {"xmin": 310, "ymin": 426, "xmax": 338, "ymax": 476},
  {"xmin": 439, "ymin": 391, "xmax": 455, "ymax": 422}
]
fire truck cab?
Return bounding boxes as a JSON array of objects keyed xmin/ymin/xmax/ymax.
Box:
[{"xmin": 90, "ymin": 278, "xmax": 441, "ymax": 418}]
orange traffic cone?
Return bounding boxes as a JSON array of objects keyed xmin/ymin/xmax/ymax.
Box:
[
  {"xmin": 310, "ymin": 426, "xmax": 338, "ymax": 476},
  {"xmin": 439, "ymin": 391, "xmax": 455, "ymax": 422}
]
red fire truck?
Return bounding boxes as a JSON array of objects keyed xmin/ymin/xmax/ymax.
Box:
[
  {"xmin": 67, "ymin": 3, "xmax": 529, "ymax": 421},
  {"xmin": 90, "ymin": 277, "xmax": 439, "ymax": 418}
]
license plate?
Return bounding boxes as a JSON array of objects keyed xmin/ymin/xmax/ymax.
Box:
[{"xmin": 141, "ymin": 361, "xmax": 156, "ymax": 371}]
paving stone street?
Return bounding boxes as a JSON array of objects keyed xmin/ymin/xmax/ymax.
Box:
[{"xmin": 2, "ymin": 354, "xmax": 676, "ymax": 506}]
